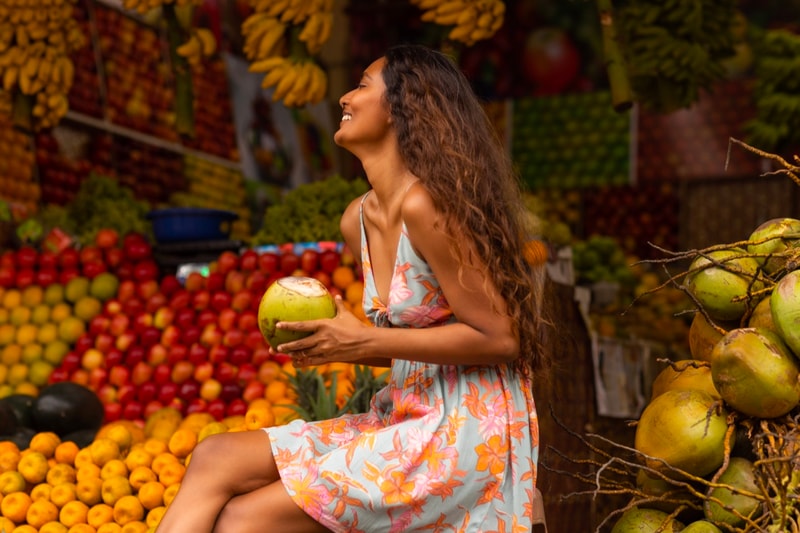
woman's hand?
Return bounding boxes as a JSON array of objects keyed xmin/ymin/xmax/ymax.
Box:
[{"xmin": 269, "ymin": 296, "xmax": 369, "ymax": 367}]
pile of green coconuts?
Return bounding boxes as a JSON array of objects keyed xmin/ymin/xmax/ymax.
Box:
[{"xmin": 608, "ymin": 216, "xmax": 800, "ymax": 533}]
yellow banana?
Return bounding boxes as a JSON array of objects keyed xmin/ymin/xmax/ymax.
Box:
[
  {"xmin": 312, "ymin": 64, "xmax": 327, "ymax": 103},
  {"xmin": 254, "ymin": 21, "xmax": 285, "ymax": 60},
  {"xmin": 242, "ymin": 12, "xmax": 276, "ymax": 37},
  {"xmin": 176, "ymin": 34, "xmax": 202, "ymax": 59},
  {"xmin": 36, "ymin": 56, "xmax": 52, "ymax": 84},
  {"xmin": 248, "ymin": 55, "xmax": 285, "ymax": 73},
  {"xmin": 433, "ymin": 12, "xmax": 460, "ymax": 25},
  {"xmin": 263, "ymin": 0, "xmax": 290, "ymax": 18},
  {"xmin": 314, "ymin": 11, "xmax": 332, "ymax": 51},
  {"xmin": 18, "ymin": 68, "xmax": 34, "ymax": 95},
  {"xmin": 305, "ymin": 63, "xmax": 321, "ymax": 103},
  {"xmin": 21, "ymin": 54, "xmax": 40, "ymax": 79},
  {"xmin": 194, "ymin": 28, "xmax": 217, "ymax": 56},
  {"xmin": 260, "ymin": 59, "xmax": 289, "ymax": 88},
  {"xmin": 435, "ymin": 0, "xmax": 464, "ymax": 16},
  {"xmin": 449, "ymin": 21, "xmax": 476, "ymax": 42},
  {"xmin": 298, "ymin": 11, "xmax": 322, "ymax": 46},
  {"xmin": 456, "ymin": 6, "xmax": 476, "ymax": 26},
  {"xmin": 27, "ymin": 21, "xmax": 50, "ymax": 41},
  {"xmin": 271, "ymin": 61, "xmax": 299, "ymax": 102},
  {"xmin": 2, "ymin": 65, "xmax": 18, "ymax": 91},
  {"xmin": 15, "ymin": 24, "xmax": 30, "ymax": 48},
  {"xmin": 289, "ymin": 60, "xmax": 314, "ymax": 106}
]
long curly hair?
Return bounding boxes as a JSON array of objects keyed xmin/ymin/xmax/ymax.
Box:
[{"xmin": 382, "ymin": 44, "xmax": 554, "ymax": 376}]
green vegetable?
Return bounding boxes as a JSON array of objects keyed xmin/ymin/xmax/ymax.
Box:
[{"xmin": 252, "ymin": 175, "xmax": 369, "ymax": 245}]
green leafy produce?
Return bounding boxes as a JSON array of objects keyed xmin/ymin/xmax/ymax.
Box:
[
  {"xmin": 64, "ymin": 173, "xmax": 152, "ymax": 245},
  {"xmin": 252, "ymin": 175, "xmax": 369, "ymax": 245}
]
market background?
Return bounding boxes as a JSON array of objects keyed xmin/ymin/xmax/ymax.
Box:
[{"xmin": 0, "ymin": 0, "xmax": 799, "ymax": 531}]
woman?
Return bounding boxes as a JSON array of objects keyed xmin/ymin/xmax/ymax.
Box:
[{"xmin": 155, "ymin": 43, "xmax": 552, "ymax": 533}]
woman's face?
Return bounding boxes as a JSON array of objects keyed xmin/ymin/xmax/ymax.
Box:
[{"xmin": 333, "ymin": 57, "xmax": 393, "ymax": 152}]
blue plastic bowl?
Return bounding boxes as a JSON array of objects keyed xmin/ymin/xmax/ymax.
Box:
[{"xmin": 147, "ymin": 208, "xmax": 239, "ymax": 243}]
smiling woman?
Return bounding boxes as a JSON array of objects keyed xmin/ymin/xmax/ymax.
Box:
[{"xmin": 155, "ymin": 44, "xmax": 553, "ymax": 533}]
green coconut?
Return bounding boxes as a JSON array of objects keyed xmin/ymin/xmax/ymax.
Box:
[
  {"xmin": 771, "ymin": 269, "xmax": 800, "ymax": 358},
  {"xmin": 681, "ymin": 520, "xmax": 723, "ymax": 532},
  {"xmin": 747, "ymin": 296, "xmax": 777, "ymax": 334},
  {"xmin": 257, "ymin": 276, "xmax": 337, "ymax": 350},
  {"xmin": 688, "ymin": 313, "xmax": 736, "ymax": 362},
  {"xmin": 650, "ymin": 360, "xmax": 719, "ymax": 401},
  {"xmin": 685, "ymin": 248, "xmax": 763, "ymax": 322},
  {"xmin": 635, "ymin": 389, "xmax": 728, "ymax": 478},
  {"xmin": 710, "ymin": 327, "xmax": 800, "ymax": 419},
  {"xmin": 704, "ymin": 457, "xmax": 762, "ymax": 527},
  {"xmin": 746, "ymin": 217, "xmax": 800, "ymax": 275},
  {"xmin": 610, "ymin": 507, "xmax": 684, "ymax": 533}
]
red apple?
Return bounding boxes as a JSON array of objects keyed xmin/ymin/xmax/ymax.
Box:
[
  {"xmin": 157, "ymin": 382, "xmax": 179, "ymax": 404},
  {"xmin": 171, "ymin": 361, "xmax": 195, "ymax": 384},
  {"xmin": 300, "ymin": 249, "xmax": 319, "ymax": 273},
  {"xmin": 229, "ymin": 344, "xmax": 250, "ymax": 366},
  {"xmin": 178, "ymin": 380, "xmax": 200, "ymax": 402},
  {"xmin": 216, "ymin": 251, "xmax": 239, "ymax": 275},
  {"xmin": 280, "ymin": 253, "xmax": 300, "ymax": 275},
  {"xmin": 104, "ymin": 402, "xmax": 123, "ymax": 423},
  {"xmin": 146, "ymin": 292, "xmax": 168, "ymax": 314},
  {"xmin": 59, "ymin": 248, "xmax": 80, "ymax": 270},
  {"xmin": 245, "ymin": 271, "xmax": 267, "ymax": 295},
  {"xmin": 208, "ymin": 344, "xmax": 230, "ymax": 365},
  {"xmin": 230, "ymin": 290, "xmax": 252, "ymax": 313},
  {"xmin": 242, "ymin": 381, "xmax": 265, "ymax": 403},
  {"xmin": 137, "ymin": 381, "xmax": 158, "ymax": 404},
  {"xmin": 109, "ymin": 314, "xmax": 130, "ymax": 337},
  {"xmin": 117, "ymin": 280, "xmax": 137, "ymax": 302},
  {"xmin": 122, "ymin": 402, "xmax": 143, "ymax": 421},
  {"xmin": 237, "ymin": 310, "xmax": 258, "ymax": 333},
  {"xmin": 187, "ymin": 343, "xmax": 209, "ymax": 366},
  {"xmin": 153, "ymin": 363, "xmax": 173, "ymax": 385},
  {"xmin": 193, "ymin": 361, "xmax": 215, "ymax": 383},
  {"xmin": 197, "ymin": 309, "xmax": 218, "ymax": 329},
  {"xmin": 214, "ymin": 362, "xmax": 238, "ymax": 384},
  {"xmin": 147, "ymin": 344, "xmax": 168, "ymax": 366},
  {"xmin": 258, "ymin": 252, "xmax": 279, "ymax": 275},
  {"xmin": 185, "ymin": 397, "xmax": 207, "ymax": 415},
  {"xmin": 319, "ymin": 250, "xmax": 341, "ymax": 274},
  {"xmin": 82, "ymin": 260, "xmax": 107, "ymax": 279},
  {"xmin": 174, "ymin": 307, "xmax": 196, "ymax": 330},
  {"xmin": 167, "ymin": 344, "xmax": 189, "ymax": 366},
  {"xmin": 192, "ymin": 289, "xmax": 211, "ymax": 311},
  {"xmin": 184, "ymin": 271, "xmax": 206, "ymax": 292},
  {"xmin": 89, "ymin": 315, "xmax": 110, "ymax": 336},
  {"xmin": 79, "ymin": 245, "xmax": 102, "ymax": 265},
  {"xmin": 131, "ymin": 361, "xmax": 154, "ymax": 386},
  {"xmin": 226, "ymin": 398, "xmax": 248, "ymax": 417},
  {"xmin": 169, "ymin": 289, "xmax": 192, "ymax": 311},
  {"xmin": 207, "ymin": 398, "xmax": 227, "ymax": 420},
  {"xmin": 160, "ymin": 325, "xmax": 181, "ymax": 347},
  {"xmin": 139, "ymin": 326, "xmax": 161, "ymax": 348},
  {"xmin": 153, "ymin": 307, "xmax": 175, "ymax": 329},
  {"xmin": 137, "ymin": 279, "xmax": 159, "ymax": 300},
  {"xmin": 104, "ymin": 348, "xmax": 124, "ymax": 368},
  {"xmin": 74, "ymin": 334, "xmax": 94, "ymax": 356},
  {"xmin": 97, "ymin": 384, "xmax": 118, "ymax": 404},
  {"xmin": 217, "ymin": 308, "xmax": 237, "ymax": 332},
  {"xmin": 144, "ymin": 400, "xmax": 165, "ymax": 419},
  {"xmin": 108, "ymin": 365, "xmax": 130, "ymax": 388},
  {"xmin": 181, "ymin": 325, "xmax": 201, "ymax": 346},
  {"xmin": 124, "ymin": 346, "xmax": 145, "ymax": 367},
  {"xmin": 206, "ymin": 271, "xmax": 225, "ymax": 293},
  {"xmin": 200, "ymin": 324, "xmax": 223, "ymax": 348},
  {"xmin": 160, "ymin": 274, "xmax": 182, "ymax": 297}
]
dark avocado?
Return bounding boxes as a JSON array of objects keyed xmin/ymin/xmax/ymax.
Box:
[
  {"xmin": 0, "ymin": 393, "xmax": 36, "ymax": 429},
  {"xmin": 31, "ymin": 382, "xmax": 104, "ymax": 437}
]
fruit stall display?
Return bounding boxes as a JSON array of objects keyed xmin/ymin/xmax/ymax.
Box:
[{"xmin": 556, "ymin": 146, "xmax": 800, "ymax": 531}]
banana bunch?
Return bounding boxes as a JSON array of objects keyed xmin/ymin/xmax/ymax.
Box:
[
  {"xmin": 248, "ymin": 0, "xmax": 332, "ymax": 26},
  {"xmin": 121, "ymin": 0, "xmax": 201, "ymax": 16},
  {"xmin": 242, "ymin": 13, "xmax": 287, "ymax": 62},
  {"xmin": 249, "ymin": 57, "xmax": 327, "ymax": 107},
  {"xmin": 616, "ymin": 0, "xmax": 738, "ymax": 113},
  {"xmin": 0, "ymin": 0, "xmax": 85, "ymax": 130},
  {"xmin": 411, "ymin": 0, "xmax": 506, "ymax": 46},
  {"xmin": 241, "ymin": 0, "xmax": 334, "ymax": 107},
  {"xmin": 176, "ymin": 28, "xmax": 217, "ymax": 67}
]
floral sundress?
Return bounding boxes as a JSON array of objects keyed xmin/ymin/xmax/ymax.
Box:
[{"xmin": 266, "ymin": 193, "xmax": 540, "ymax": 532}]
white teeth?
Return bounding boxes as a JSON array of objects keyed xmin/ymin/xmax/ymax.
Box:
[{"xmin": 342, "ymin": 114, "xmax": 352, "ymax": 121}]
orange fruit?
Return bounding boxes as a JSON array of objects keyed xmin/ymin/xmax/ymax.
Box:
[
  {"xmin": 73, "ymin": 296, "xmax": 102, "ymax": 322},
  {"xmin": 58, "ymin": 317, "xmax": 86, "ymax": 344},
  {"xmin": 29, "ymin": 431, "xmax": 61, "ymax": 458},
  {"xmin": 38, "ymin": 522, "xmax": 69, "ymax": 533},
  {"xmin": 128, "ymin": 466, "xmax": 157, "ymax": 491},
  {"xmin": 0, "ymin": 469, "xmax": 25, "ymax": 495},
  {"xmin": 30, "ymin": 482, "xmax": 53, "ymax": 502},
  {"xmin": 49, "ymin": 302, "xmax": 72, "ymax": 323},
  {"xmin": 112, "ymin": 495, "xmax": 144, "ymax": 525},
  {"xmin": 49, "ymin": 482, "xmax": 78, "ymax": 508},
  {"xmin": 162, "ymin": 484, "xmax": 180, "ymax": 507},
  {"xmin": 157, "ymin": 462, "xmax": 186, "ymax": 487},
  {"xmin": 97, "ymin": 523, "xmax": 122, "ymax": 533},
  {"xmin": 120, "ymin": 522, "xmax": 147, "ymax": 533},
  {"xmin": 123, "ymin": 447, "xmax": 153, "ymax": 472},
  {"xmin": 64, "ymin": 277, "xmax": 90, "ymax": 304},
  {"xmin": 76, "ymin": 462, "xmax": 102, "ymax": 482},
  {"xmin": 46, "ymin": 463, "xmax": 77, "ymax": 486},
  {"xmin": 87, "ymin": 502, "xmax": 114, "ymax": 528},
  {"xmin": 59, "ymin": 500, "xmax": 90, "ymax": 527},
  {"xmin": 54, "ymin": 440, "xmax": 80, "ymax": 466},
  {"xmin": 21, "ymin": 285, "xmax": 44, "ymax": 308},
  {"xmin": 2, "ymin": 288, "xmax": 21, "ymax": 309},
  {"xmin": 265, "ymin": 380, "xmax": 289, "ymax": 403},
  {"xmin": 76, "ymin": 477, "xmax": 103, "ymax": 506},
  {"xmin": 100, "ymin": 475, "xmax": 132, "ymax": 506},
  {"xmin": 67, "ymin": 524, "xmax": 97, "ymax": 533},
  {"xmin": 345, "ymin": 280, "xmax": 364, "ymax": 307},
  {"xmin": 136, "ymin": 481, "xmax": 165, "ymax": 511},
  {"xmin": 331, "ymin": 266, "xmax": 356, "ymax": 290},
  {"xmin": 89, "ymin": 438, "xmax": 121, "ymax": 467},
  {"xmin": 101, "ymin": 459, "xmax": 129, "ymax": 481},
  {"xmin": 167, "ymin": 428, "xmax": 197, "ymax": 459},
  {"xmin": 197, "ymin": 421, "xmax": 228, "ymax": 442},
  {"xmin": 18, "ymin": 451, "xmax": 50, "ymax": 484},
  {"xmin": 145, "ymin": 505, "xmax": 166, "ymax": 528},
  {"xmin": 26, "ymin": 498, "xmax": 60, "ymax": 528},
  {"xmin": 245, "ymin": 399, "xmax": 275, "ymax": 430},
  {"xmin": 1, "ymin": 490, "xmax": 33, "ymax": 523}
]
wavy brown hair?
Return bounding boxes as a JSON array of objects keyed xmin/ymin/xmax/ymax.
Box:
[{"xmin": 382, "ymin": 44, "xmax": 554, "ymax": 376}]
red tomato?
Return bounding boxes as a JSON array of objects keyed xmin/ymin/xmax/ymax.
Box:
[
  {"xmin": 300, "ymin": 249, "xmax": 320, "ymax": 273},
  {"xmin": 319, "ymin": 250, "xmax": 341, "ymax": 274},
  {"xmin": 95, "ymin": 228, "xmax": 120, "ymax": 249}
]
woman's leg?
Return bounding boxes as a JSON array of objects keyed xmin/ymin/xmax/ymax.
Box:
[
  {"xmin": 214, "ymin": 480, "xmax": 333, "ymax": 533},
  {"xmin": 155, "ymin": 429, "xmax": 281, "ymax": 533}
]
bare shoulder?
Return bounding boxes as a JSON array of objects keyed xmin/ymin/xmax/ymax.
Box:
[{"xmin": 400, "ymin": 183, "xmax": 439, "ymax": 232}]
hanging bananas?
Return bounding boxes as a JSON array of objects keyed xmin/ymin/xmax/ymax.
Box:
[
  {"xmin": 410, "ymin": 0, "xmax": 506, "ymax": 46},
  {"xmin": 121, "ymin": 0, "xmax": 202, "ymax": 17},
  {"xmin": 0, "ymin": 0, "xmax": 86, "ymax": 130},
  {"xmin": 176, "ymin": 28, "xmax": 217, "ymax": 67},
  {"xmin": 616, "ymin": 0, "xmax": 738, "ymax": 113},
  {"xmin": 241, "ymin": 0, "xmax": 333, "ymax": 107}
]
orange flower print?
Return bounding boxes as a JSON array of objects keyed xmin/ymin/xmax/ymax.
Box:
[
  {"xmin": 475, "ymin": 434, "xmax": 508, "ymax": 476},
  {"xmin": 380, "ymin": 470, "xmax": 416, "ymax": 506},
  {"xmin": 284, "ymin": 463, "xmax": 335, "ymax": 518}
]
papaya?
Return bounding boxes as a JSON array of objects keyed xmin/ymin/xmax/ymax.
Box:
[
  {"xmin": 30, "ymin": 382, "xmax": 104, "ymax": 437},
  {"xmin": 704, "ymin": 457, "xmax": 761, "ymax": 526}
]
